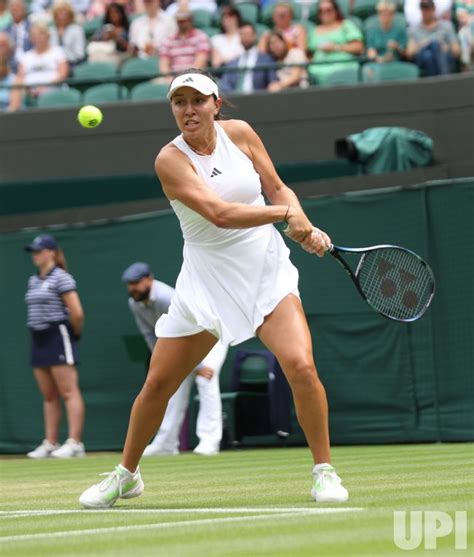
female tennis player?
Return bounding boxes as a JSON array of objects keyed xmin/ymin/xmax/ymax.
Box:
[{"xmin": 80, "ymin": 69, "xmax": 348, "ymax": 507}]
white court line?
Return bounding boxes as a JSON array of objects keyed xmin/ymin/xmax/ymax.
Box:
[
  {"xmin": 0, "ymin": 507, "xmax": 364, "ymax": 518},
  {"xmin": 0, "ymin": 508, "xmax": 364, "ymax": 543}
]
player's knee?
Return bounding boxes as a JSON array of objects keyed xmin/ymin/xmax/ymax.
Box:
[
  {"xmin": 43, "ymin": 390, "xmax": 60, "ymax": 403},
  {"xmin": 285, "ymin": 359, "xmax": 318, "ymax": 390},
  {"xmin": 143, "ymin": 374, "xmax": 176, "ymax": 400}
]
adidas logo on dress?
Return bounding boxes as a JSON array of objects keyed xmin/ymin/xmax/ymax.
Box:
[{"xmin": 210, "ymin": 168, "xmax": 222, "ymax": 178}]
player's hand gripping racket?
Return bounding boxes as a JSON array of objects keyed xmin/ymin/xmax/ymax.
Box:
[{"xmin": 327, "ymin": 244, "xmax": 435, "ymax": 322}]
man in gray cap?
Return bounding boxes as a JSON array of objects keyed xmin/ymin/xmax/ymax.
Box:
[{"xmin": 122, "ymin": 262, "xmax": 228, "ymax": 456}]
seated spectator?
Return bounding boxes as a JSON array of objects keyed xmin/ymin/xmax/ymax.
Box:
[
  {"xmin": 220, "ymin": 22, "xmax": 278, "ymax": 94},
  {"xmin": 0, "ymin": 54, "xmax": 19, "ymax": 110},
  {"xmin": 129, "ymin": 0, "xmax": 176, "ymax": 58},
  {"xmin": 258, "ymin": 2, "xmax": 306, "ymax": 52},
  {"xmin": 165, "ymin": 0, "xmax": 217, "ymax": 17},
  {"xmin": 88, "ymin": 2, "xmax": 129, "ymax": 63},
  {"xmin": 406, "ymin": 0, "xmax": 460, "ymax": 75},
  {"xmin": 50, "ymin": 1, "xmax": 86, "ymax": 69},
  {"xmin": 266, "ymin": 30, "xmax": 307, "ymax": 91},
  {"xmin": 405, "ymin": 0, "xmax": 453, "ymax": 27},
  {"xmin": 0, "ymin": 30, "xmax": 14, "ymax": 66},
  {"xmin": 211, "ymin": 5, "xmax": 243, "ymax": 68},
  {"xmin": 5, "ymin": 0, "xmax": 32, "ymax": 71},
  {"xmin": 14, "ymin": 23, "xmax": 68, "ymax": 101},
  {"xmin": 366, "ymin": 0, "xmax": 407, "ymax": 62},
  {"xmin": 0, "ymin": 0, "xmax": 12, "ymax": 31},
  {"xmin": 456, "ymin": 0, "xmax": 474, "ymax": 69},
  {"xmin": 158, "ymin": 8, "xmax": 209, "ymax": 79},
  {"xmin": 307, "ymin": 0, "xmax": 364, "ymax": 85}
]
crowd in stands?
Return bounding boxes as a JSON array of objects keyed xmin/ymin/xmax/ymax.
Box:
[{"xmin": 0, "ymin": 0, "xmax": 472, "ymax": 111}]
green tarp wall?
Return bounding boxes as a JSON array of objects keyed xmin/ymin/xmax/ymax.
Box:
[{"xmin": 0, "ymin": 179, "xmax": 472, "ymax": 452}]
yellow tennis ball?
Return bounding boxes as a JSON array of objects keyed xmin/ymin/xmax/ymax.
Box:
[{"xmin": 77, "ymin": 105, "xmax": 103, "ymax": 128}]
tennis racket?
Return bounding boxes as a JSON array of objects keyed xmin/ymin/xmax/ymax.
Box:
[{"xmin": 328, "ymin": 244, "xmax": 435, "ymax": 322}]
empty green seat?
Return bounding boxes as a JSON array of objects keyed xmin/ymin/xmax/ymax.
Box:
[
  {"xmin": 323, "ymin": 66, "xmax": 360, "ymax": 86},
  {"xmin": 192, "ymin": 8, "xmax": 213, "ymax": 28},
  {"xmin": 82, "ymin": 16, "xmax": 102, "ymax": 39},
  {"xmin": 352, "ymin": 0, "xmax": 378, "ymax": 20},
  {"xmin": 235, "ymin": 2, "xmax": 259, "ymax": 24},
  {"xmin": 83, "ymin": 83, "xmax": 128, "ymax": 103},
  {"xmin": 120, "ymin": 56, "xmax": 159, "ymax": 79},
  {"xmin": 73, "ymin": 61, "xmax": 118, "ymax": 83},
  {"xmin": 36, "ymin": 87, "xmax": 82, "ymax": 108},
  {"xmin": 130, "ymin": 81, "xmax": 169, "ymax": 101},
  {"xmin": 201, "ymin": 25, "xmax": 220, "ymax": 38},
  {"xmin": 362, "ymin": 61, "xmax": 419, "ymax": 82}
]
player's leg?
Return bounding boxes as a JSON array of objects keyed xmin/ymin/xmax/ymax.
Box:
[
  {"xmin": 121, "ymin": 331, "xmax": 218, "ymax": 472},
  {"xmin": 79, "ymin": 330, "xmax": 218, "ymax": 508},
  {"xmin": 27, "ymin": 368, "xmax": 61, "ymax": 457},
  {"xmin": 257, "ymin": 294, "xmax": 348, "ymax": 502},
  {"xmin": 143, "ymin": 373, "xmax": 195, "ymax": 456},
  {"xmin": 49, "ymin": 365, "xmax": 85, "ymax": 457}
]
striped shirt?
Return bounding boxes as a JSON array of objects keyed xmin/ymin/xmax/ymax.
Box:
[
  {"xmin": 25, "ymin": 266, "xmax": 76, "ymax": 330},
  {"xmin": 159, "ymin": 28, "xmax": 210, "ymax": 72}
]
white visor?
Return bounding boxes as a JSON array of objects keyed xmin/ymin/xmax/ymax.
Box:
[{"xmin": 167, "ymin": 73, "xmax": 219, "ymax": 100}]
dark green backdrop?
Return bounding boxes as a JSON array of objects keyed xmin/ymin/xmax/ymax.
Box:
[{"xmin": 0, "ymin": 179, "xmax": 472, "ymax": 452}]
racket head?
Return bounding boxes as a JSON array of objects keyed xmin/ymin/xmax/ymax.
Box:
[{"xmin": 353, "ymin": 246, "xmax": 435, "ymax": 322}]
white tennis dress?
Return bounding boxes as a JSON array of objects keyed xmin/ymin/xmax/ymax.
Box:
[{"xmin": 155, "ymin": 123, "xmax": 299, "ymax": 346}]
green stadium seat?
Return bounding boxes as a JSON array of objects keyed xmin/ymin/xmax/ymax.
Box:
[
  {"xmin": 82, "ymin": 16, "xmax": 102, "ymax": 39},
  {"xmin": 36, "ymin": 87, "xmax": 82, "ymax": 108},
  {"xmin": 322, "ymin": 66, "xmax": 361, "ymax": 86},
  {"xmin": 130, "ymin": 81, "xmax": 169, "ymax": 101},
  {"xmin": 235, "ymin": 2, "xmax": 259, "ymax": 24},
  {"xmin": 255, "ymin": 22, "xmax": 270, "ymax": 38},
  {"xmin": 192, "ymin": 8, "xmax": 213, "ymax": 29},
  {"xmin": 361, "ymin": 61, "xmax": 420, "ymax": 82},
  {"xmin": 120, "ymin": 56, "xmax": 159, "ymax": 80},
  {"xmin": 83, "ymin": 83, "xmax": 129, "ymax": 103},
  {"xmin": 201, "ymin": 25, "xmax": 220, "ymax": 38},
  {"xmin": 352, "ymin": 0, "xmax": 378, "ymax": 20},
  {"xmin": 73, "ymin": 61, "xmax": 118, "ymax": 83},
  {"xmin": 348, "ymin": 15, "xmax": 364, "ymax": 31}
]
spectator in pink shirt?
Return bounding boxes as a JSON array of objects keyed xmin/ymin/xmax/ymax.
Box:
[{"xmin": 158, "ymin": 8, "xmax": 209, "ymax": 80}]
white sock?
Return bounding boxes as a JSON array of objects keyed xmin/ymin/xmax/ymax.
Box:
[
  {"xmin": 118, "ymin": 464, "xmax": 136, "ymax": 476},
  {"xmin": 313, "ymin": 463, "xmax": 333, "ymax": 472}
]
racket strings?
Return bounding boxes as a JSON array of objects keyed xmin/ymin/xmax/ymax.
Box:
[{"xmin": 357, "ymin": 249, "xmax": 434, "ymax": 320}]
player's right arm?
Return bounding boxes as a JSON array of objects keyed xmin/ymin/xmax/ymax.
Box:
[{"xmin": 155, "ymin": 145, "xmax": 309, "ymax": 241}]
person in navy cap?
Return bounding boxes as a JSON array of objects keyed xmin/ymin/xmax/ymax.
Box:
[
  {"xmin": 122, "ymin": 261, "xmax": 228, "ymax": 456},
  {"xmin": 24, "ymin": 234, "xmax": 86, "ymax": 459}
]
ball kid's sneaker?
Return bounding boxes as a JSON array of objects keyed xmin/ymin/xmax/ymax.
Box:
[
  {"xmin": 27, "ymin": 439, "xmax": 60, "ymax": 459},
  {"xmin": 311, "ymin": 463, "xmax": 349, "ymax": 503},
  {"xmin": 79, "ymin": 465, "xmax": 144, "ymax": 509}
]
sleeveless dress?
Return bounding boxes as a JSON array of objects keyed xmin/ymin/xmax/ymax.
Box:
[{"xmin": 154, "ymin": 123, "xmax": 299, "ymax": 346}]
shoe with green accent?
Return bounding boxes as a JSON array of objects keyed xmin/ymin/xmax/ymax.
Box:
[
  {"xmin": 311, "ymin": 463, "xmax": 349, "ymax": 503},
  {"xmin": 79, "ymin": 465, "xmax": 144, "ymax": 509}
]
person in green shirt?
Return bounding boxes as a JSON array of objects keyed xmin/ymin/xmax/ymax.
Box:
[
  {"xmin": 307, "ymin": 0, "xmax": 364, "ymax": 85},
  {"xmin": 366, "ymin": 1, "xmax": 408, "ymax": 62}
]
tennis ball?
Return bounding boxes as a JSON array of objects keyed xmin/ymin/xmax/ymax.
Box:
[{"xmin": 77, "ymin": 105, "xmax": 103, "ymax": 129}]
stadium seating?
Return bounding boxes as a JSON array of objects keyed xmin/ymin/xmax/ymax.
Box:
[
  {"xmin": 83, "ymin": 83, "xmax": 129, "ymax": 103},
  {"xmin": 82, "ymin": 16, "xmax": 102, "ymax": 39},
  {"xmin": 363, "ymin": 12, "xmax": 407, "ymax": 32},
  {"xmin": 130, "ymin": 81, "xmax": 169, "ymax": 101},
  {"xmin": 362, "ymin": 61, "xmax": 420, "ymax": 82},
  {"xmin": 201, "ymin": 25, "xmax": 220, "ymax": 37},
  {"xmin": 73, "ymin": 61, "xmax": 118, "ymax": 83},
  {"xmin": 352, "ymin": 0, "xmax": 379, "ymax": 20},
  {"xmin": 120, "ymin": 56, "xmax": 159, "ymax": 80},
  {"xmin": 36, "ymin": 87, "xmax": 82, "ymax": 108},
  {"xmin": 235, "ymin": 2, "xmax": 259, "ymax": 24},
  {"xmin": 191, "ymin": 8, "xmax": 213, "ymax": 29},
  {"xmin": 322, "ymin": 66, "xmax": 361, "ymax": 86}
]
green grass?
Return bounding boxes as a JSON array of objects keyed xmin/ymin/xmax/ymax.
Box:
[{"xmin": 0, "ymin": 444, "xmax": 473, "ymax": 557}]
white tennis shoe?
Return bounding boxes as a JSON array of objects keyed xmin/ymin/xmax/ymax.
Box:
[
  {"xmin": 79, "ymin": 465, "xmax": 144, "ymax": 509},
  {"xmin": 51, "ymin": 438, "xmax": 86, "ymax": 458},
  {"xmin": 193, "ymin": 442, "xmax": 219, "ymax": 456},
  {"xmin": 311, "ymin": 463, "xmax": 349, "ymax": 503},
  {"xmin": 27, "ymin": 439, "xmax": 60, "ymax": 458}
]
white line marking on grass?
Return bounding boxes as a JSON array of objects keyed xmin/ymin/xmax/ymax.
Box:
[
  {"xmin": 0, "ymin": 507, "xmax": 365, "ymax": 518},
  {"xmin": 0, "ymin": 508, "xmax": 364, "ymax": 542}
]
